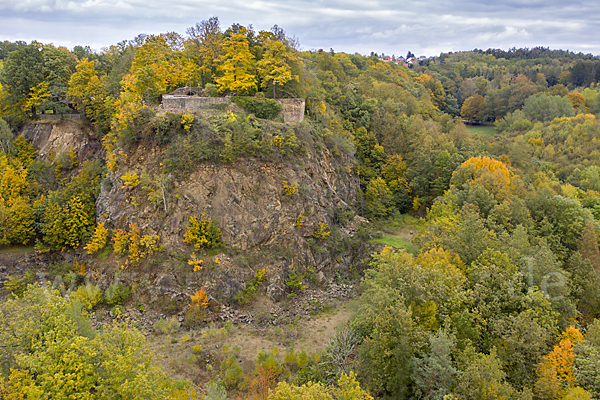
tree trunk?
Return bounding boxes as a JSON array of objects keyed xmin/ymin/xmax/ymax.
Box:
[
  {"xmin": 273, "ymin": 84, "xmax": 277, "ymax": 100},
  {"xmin": 160, "ymin": 180, "xmax": 167, "ymax": 212}
]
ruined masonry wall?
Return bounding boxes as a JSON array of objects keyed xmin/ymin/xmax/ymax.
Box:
[{"xmin": 160, "ymin": 96, "xmax": 305, "ymax": 122}]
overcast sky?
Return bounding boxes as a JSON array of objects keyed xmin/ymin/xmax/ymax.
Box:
[{"xmin": 1, "ymin": 0, "xmax": 599, "ymax": 57}]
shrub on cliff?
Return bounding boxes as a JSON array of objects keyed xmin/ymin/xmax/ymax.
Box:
[
  {"xmin": 184, "ymin": 214, "xmax": 222, "ymax": 249},
  {"xmin": 231, "ymin": 96, "xmax": 282, "ymax": 119}
]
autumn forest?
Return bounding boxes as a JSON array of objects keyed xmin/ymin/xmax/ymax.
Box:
[{"xmin": 1, "ymin": 17, "xmax": 600, "ymax": 400}]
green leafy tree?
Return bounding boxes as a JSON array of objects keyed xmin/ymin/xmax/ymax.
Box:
[
  {"xmin": 352, "ymin": 247, "xmax": 466, "ymax": 397},
  {"xmin": 0, "ymin": 285, "xmax": 173, "ymax": 398},
  {"xmin": 491, "ymin": 311, "xmax": 555, "ymax": 389},
  {"xmin": 522, "ymin": 92, "xmax": 574, "ymax": 122},
  {"xmin": 41, "ymin": 45, "xmax": 77, "ymax": 113},
  {"xmin": 0, "ymin": 43, "xmax": 44, "ymax": 116},
  {"xmin": 460, "ymin": 94, "xmax": 486, "ymax": 122},
  {"xmin": 453, "ymin": 347, "xmax": 516, "ymax": 400},
  {"xmin": 364, "ymin": 176, "xmax": 392, "ymax": 218},
  {"xmin": 580, "ymin": 166, "xmax": 600, "ymax": 192},
  {"xmin": 410, "ymin": 330, "xmax": 457, "ymax": 400},
  {"xmin": 527, "ymin": 190, "xmax": 596, "ymax": 262},
  {"xmin": 0, "ymin": 117, "xmax": 12, "ymax": 155},
  {"xmin": 574, "ymin": 320, "xmax": 600, "ymax": 397}
]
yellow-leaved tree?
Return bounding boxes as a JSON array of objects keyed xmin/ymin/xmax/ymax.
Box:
[
  {"xmin": 6, "ymin": 196, "xmax": 35, "ymax": 245},
  {"xmin": 84, "ymin": 222, "xmax": 108, "ymax": 254},
  {"xmin": 0, "ymin": 152, "xmax": 28, "ymax": 207},
  {"xmin": 0, "ymin": 285, "xmax": 174, "ymax": 399},
  {"xmin": 24, "ymin": 81, "xmax": 51, "ymax": 117},
  {"xmin": 123, "ymin": 33, "xmax": 192, "ymax": 103},
  {"xmin": 460, "ymin": 94, "xmax": 486, "ymax": 122},
  {"xmin": 215, "ymin": 26, "xmax": 257, "ymax": 95},
  {"xmin": 41, "ymin": 195, "xmax": 95, "ymax": 251},
  {"xmin": 67, "ymin": 58, "xmax": 105, "ymax": 119},
  {"xmin": 185, "ymin": 16, "xmax": 223, "ymax": 86},
  {"xmin": 257, "ymin": 36, "xmax": 298, "ymax": 99},
  {"xmin": 269, "ymin": 372, "xmax": 373, "ymax": 400},
  {"xmin": 451, "ymin": 155, "xmax": 513, "ymax": 202}
]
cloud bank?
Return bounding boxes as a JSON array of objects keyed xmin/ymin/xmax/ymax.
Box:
[{"xmin": 1, "ymin": 0, "xmax": 599, "ymax": 56}]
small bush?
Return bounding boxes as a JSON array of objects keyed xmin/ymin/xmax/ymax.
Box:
[
  {"xmin": 186, "ymin": 354, "xmax": 198, "ymax": 364},
  {"xmin": 255, "ymin": 307, "xmax": 275, "ymax": 326},
  {"xmin": 184, "ymin": 214, "xmax": 222, "ymax": 250},
  {"xmin": 63, "ymin": 271, "xmax": 81, "ymax": 288},
  {"xmin": 71, "ymin": 283, "xmax": 102, "ymax": 309},
  {"xmin": 153, "ymin": 316, "xmax": 181, "ymax": 335},
  {"xmin": 48, "ymin": 261, "xmax": 74, "ymax": 280},
  {"xmin": 111, "ymin": 222, "xmax": 160, "ymax": 266},
  {"xmin": 192, "ymin": 345, "xmax": 203, "ymax": 354},
  {"xmin": 234, "ymin": 268, "xmax": 267, "ymax": 305},
  {"xmin": 204, "ymin": 83, "xmax": 219, "ymax": 97},
  {"xmin": 205, "ymin": 381, "xmax": 228, "ymax": 400},
  {"xmin": 201, "ymin": 322, "xmax": 231, "ymax": 341},
  {"xmin": 294, "ymin": 215, "xmax": 305, "ymax": 227},
  {"xmin": 231, "ymin": 96, "xmax": 282, "ymax": 119},
  {"xmin": 120, "ymin": 171, "xmax": 140, "ymax": 189},
  {"xmin": 282, "ymin": 181, "xmax": 298, "ymax": 196},
  {"xmin": 84, "ymin": 222, "xmax": 108, "ymax": 255},
  {"xmin": 112, "ymin": 229, "xmax": 129, "ymax": 254},
  {"xmin": 220, "ymin": 355, "xmax": 245, "ymax": 390},
  {"xmin": 285, "ymin": 269, "xmax": 306, "ymax": 293},
  {"xmin": 110, "ymin": 305, "xmax": 126, "ymax": 318},
  {"xmin": 313, "ymin": 222, "xmax": 331, "ymax": 240},
  {"xmin": 333, "ymin": 207, "xmax": 354, "ymax": 226},
  {"xmin": 104, "ymin": 282, "xmax": 131, "ymax": 305},
  {"xmin": 284, "ymin": 349, "xmax": 298, "ymax": 368},
  {"xmin": 185, "ymin": 287, "xmax": 210, "ymax": 328},
  {"xmin": 188, "ymin": 252, "xmax": 204, "ymax": 271},
  {"xmin": 4, "ymin": 273, "xmax": 33, "ymax": 297}
]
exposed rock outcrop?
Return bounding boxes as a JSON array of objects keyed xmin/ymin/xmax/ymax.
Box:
[
  {"xmin": 21, "ymin": 120, "xmax": 101, "ymax": 161},
  {"xmin": 94, "ymin": 121, "xmax": 365, "ymax": 304}
]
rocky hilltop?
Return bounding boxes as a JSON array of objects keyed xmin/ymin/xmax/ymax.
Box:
[{"xmin": 5, "ymin": 115, "xmax": 371, "ymax": 319}]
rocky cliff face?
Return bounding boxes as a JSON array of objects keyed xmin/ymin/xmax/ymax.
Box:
[
  {"xmin": 93, "ymin": 122, "xmax": 367, "ymax": 307},
  {"xmin": 4, "ymin": 119, "xmax": 369, "ymax": 312},
  {"xmin": 98, "ymin": 147, "xmax": 357, "ymax": 252},
  {"xmin": 21, "ymin": 119, "xmax": 101, "ymax": 161}
]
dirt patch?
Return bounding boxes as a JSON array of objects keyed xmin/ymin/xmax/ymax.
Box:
[
  {"xmin": 146, "ymin": 297, "xmax": 358, "ymax": 385},
  {"xmin": 228, "ymin": 298, "xmax": 356, "ymax": 363}
]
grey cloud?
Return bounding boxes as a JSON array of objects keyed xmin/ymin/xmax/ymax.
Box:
[{"xmin": 1, "ymin": 0, "xmax": 600, "ymax": 56}]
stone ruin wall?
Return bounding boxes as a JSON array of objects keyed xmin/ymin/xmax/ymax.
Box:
[
  {"xmin": 159, "ymin": 95, "xmax": 305, "ymax": 122},
  {"xmin": 273, "ymin": 98, "xmax": 305, "ymax": 122}
]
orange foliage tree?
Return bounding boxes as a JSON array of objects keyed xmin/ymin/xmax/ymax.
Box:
[
  {"xmin": 535, "ymin": 326, "xmax": 584, "ymax": 399},
  {"xmin": 568, "ymin": 92, "xmax": 587, "ymax": 111},
  {"xmin": 185, "ymin": 287, "xmax": 209, "ymax": 328}
]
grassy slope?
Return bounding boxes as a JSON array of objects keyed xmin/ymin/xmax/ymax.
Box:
[
  {"xmin": 370, "ymin": 214, "xmax": 422, "ymax": 254},
  {"xmin": 465, "ymin": 124, "xmax": 496, "ymax": 138}
]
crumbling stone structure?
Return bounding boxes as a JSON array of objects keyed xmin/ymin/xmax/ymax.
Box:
[{"xmin": 159, "ymin": 87, "xmax": 305, "ymax": 122}]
